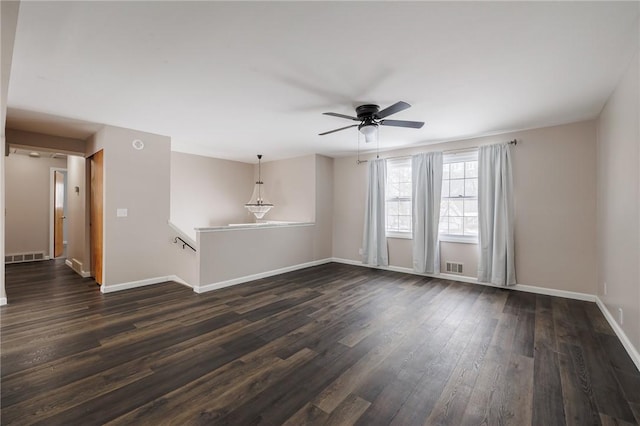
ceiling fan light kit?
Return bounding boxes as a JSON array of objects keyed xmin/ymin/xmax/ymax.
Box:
[
  {"xmin": 319, "ymin": 101, "xmax": 425, "ymax": 142},
  {"xmin": 359, "ymin": 123, "xmax": 378, "ymax": 144}
]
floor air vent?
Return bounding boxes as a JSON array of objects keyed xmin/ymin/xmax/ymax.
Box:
[
  {"xmin": 445, "ymin": 262, "xmax": 463, "ymax": 274},
  {"xmin": 5, "ymin": 252, "xmax": 47, "ymax": 264}
]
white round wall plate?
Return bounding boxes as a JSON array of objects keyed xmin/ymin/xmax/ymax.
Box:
[{"xmin": 132, "ymin": 139, "xmax": 144, "ymax": 150}]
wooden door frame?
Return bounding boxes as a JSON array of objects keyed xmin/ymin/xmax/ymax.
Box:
[
  {"xmin": 49, "ymin": 167, "xmax": 67, "ymax": 259},
  {"xmin": 89, "ymin": 150, "xmax": 105, "ymax": 286}
]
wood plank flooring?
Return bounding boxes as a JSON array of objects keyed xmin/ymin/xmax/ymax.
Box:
[{"xmin": 2, "ymin": 260, "xmax": 639, "ymax": 425}]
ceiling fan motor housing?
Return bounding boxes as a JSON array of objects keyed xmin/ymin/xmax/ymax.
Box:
[
  {"xmin": 356, "ymin": 104, "xmax": 380, "ymax": 131},
  {"xmin": 356, "ymin": 104, "xmax": 380, "ymax": 119}
]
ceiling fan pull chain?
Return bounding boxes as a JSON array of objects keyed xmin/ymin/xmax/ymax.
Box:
[{"xmin": 357, "ymin": 129, "xmax": 361, "ymax": 164}]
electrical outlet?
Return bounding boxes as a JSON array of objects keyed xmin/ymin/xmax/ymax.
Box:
[
  {"xmin": 604, "ymin": 282, "xmax": 608, "ymax": 296},
  {"xmin": 358, "ymin": 248, "xmax": 363, "ymax": 255},
  {"xmin": 618, "ymin": 308, "xmax": 624, "ymax": 325}
]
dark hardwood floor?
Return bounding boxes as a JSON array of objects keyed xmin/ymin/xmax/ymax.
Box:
[{"xmin": 1, "ymin": 260, "xmax": 639, "ymax": 425}]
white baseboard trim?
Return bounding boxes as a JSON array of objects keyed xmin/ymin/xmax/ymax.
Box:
[
  {"xmin": 330, "ymin": 257, "xmax": 595, "ymax": 302},
  {"xmin": 195, "ymin": 258, "xmax": 333, "ymax": 294},
  {"xmin": 595, "ymin": 296, "xmax": 640, "ymax": 372},
  {"xmin": 167, "ymin": 275, "xmax": 193, "ymax": 289},
  {"xmin": 64, "ymin": 259, "xmax": 92, "ymax": 278},
  {"xmin": 101, "ymin": 276, "xmax": 176, "ymax": 294},
  {"xmin": 0, "ymin": 297, "xmax": 7, "ymax": 306}
]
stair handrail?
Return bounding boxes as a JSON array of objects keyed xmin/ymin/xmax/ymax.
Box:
[{"xmin": 174, "ymin": 236, "xmax": 196, "ymax": 252}]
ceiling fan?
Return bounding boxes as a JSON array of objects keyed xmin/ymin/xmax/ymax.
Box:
[{"xmin": 319, "ymin": 101, "xmax": 424, "ymax": 142}]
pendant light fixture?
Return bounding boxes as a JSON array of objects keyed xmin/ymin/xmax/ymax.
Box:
[{"xmin": 244, "ymin": 154, "xmax": 274, "ymax": 219}]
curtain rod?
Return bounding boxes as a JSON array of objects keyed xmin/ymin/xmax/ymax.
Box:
[{"xmin": 356, "ymin": 139, "xmax": 517, "ymax": 165}]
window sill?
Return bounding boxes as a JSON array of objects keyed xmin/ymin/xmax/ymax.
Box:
[
  {"xmin": 386, "ymin": 232, "xmax": 412, "ymax": 240},
  {"xmin": 440, "ymin": 235, "xmax": 478, "ymax": 244},
  {"xmin": 386, "ymin": 233, "xmax": 479, "ymax": 244}
]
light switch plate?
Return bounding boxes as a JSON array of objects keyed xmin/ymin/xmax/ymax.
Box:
[{"xmin": 116, "ymin": 208, "xmax": 128, "ymax": 217}]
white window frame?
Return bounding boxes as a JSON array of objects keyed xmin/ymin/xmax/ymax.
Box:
[
  {"xmin": 385, "ymin": 157, "xmax": 412, "ymax": 239},
  {"xmin": 440, "ymin": 150, "xmax": 479, "ymax": 244}
]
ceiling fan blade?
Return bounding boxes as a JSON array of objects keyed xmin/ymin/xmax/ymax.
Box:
[
  {"xmin": 379, "ymin": 119, "xmax": 425, "ymax": 129},
  {"xmin": 319, "ymin": 124, "xmax": 359, "ymax": 136},
  {"xmin": 375, "ymin": 101, "xmax": 411, "ymax": 119},
  {"xmin": 323, "ymin": 112, "xmax": 359, "ymax": 121}
]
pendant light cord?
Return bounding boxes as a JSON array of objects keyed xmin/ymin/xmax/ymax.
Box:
[{"xmin": 257, "ymin": 154, "xmax": 262, "ymax": 204}]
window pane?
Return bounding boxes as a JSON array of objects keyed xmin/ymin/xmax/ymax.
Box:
[
  {"xmin": 464, "ymin": 217, "xmax": 478, "ymax": 235},
  {"xmin": 387, "ymin": 182, "xmax": 399, "ymax": 198},
  {"xmin": 450, "ymin": 179, "xmax": 464, "ymax": 197},
  {"xmin": 464, "ymin": 199, "xmax": 478, "ymax": 216},
  {"xmin": 449, "ymin": 217, "xmax": 463, "ymax": 234},
  {"xmin": 388, "ymin": 167, "xmax": 400, "ymax": 182},
  {"xmin": 399, "ymin": 200, "xmax": 411, "ymax": 215},
  {"xmin": 465, "ymin": 178, "xmax": 478, "ymax": 197},
  {"xmin": 439, "ymin": 219, "xmax": 449, "ymax": 234},
  {"xmin": 450, "ymin": 162, "xmax": 464, "ymax": 179},
  {"xmin": 441, "ymin": 180, "xmax": 450, "ymax": 198},
  {"xmin": 465, "ymin": 161, "xmax": 478, "ymax": 178},
  {"xmin": 399, "ymin": 216, "xmax": 411, "ymax": 231},
  {"xmin": 401, "ymin": 166, "xmax": 411, "ymax": 182},
  {"xmin": 399, "ymin": 182, "xmax": 411, "ymax": 198},
  {"xmin": 440, "ymin": 200, "xmax": 449, "ymax": 217},
  {"xmin": 443, "ymin": 164, "xmax": 450, "ymax": 180},
  {"xmin": 387, "ymin": 215, "xmax": 398, "ymax": 231},
  {"xmin": 449, "ymin": 199, "xmax": 463, "ymax": 216},
  {"xmin": 387, "ymin": 201, "xmax": 398, "ymax": 216}
]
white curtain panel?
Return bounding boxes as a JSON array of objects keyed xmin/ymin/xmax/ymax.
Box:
[
  {"xmin": 412, "ymin": 152, "xmax": 443, "ymax": 273},
  {"xmin": 362, "ymin": 159, "xmax": 389, "ymax": 266},
  {"xmin": 478, "ymin": 143, "xmax": 516, "ymax": 285}
]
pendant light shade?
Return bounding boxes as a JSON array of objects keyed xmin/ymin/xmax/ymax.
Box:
[{"xmin": 245, "ymin": 154, "xmax": 273, "ymax": 219}]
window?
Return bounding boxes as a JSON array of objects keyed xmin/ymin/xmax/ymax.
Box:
[
  {"xmin": 386, "ymin": 158, "xmax": 412, "ymax": 236},
  {"xmin": 384, "ymin": 151, "xmax": 479, "ymax": 242},
  {"xmin": 440, "ymin": 151, "xmax": 478, "ymax": 241}
]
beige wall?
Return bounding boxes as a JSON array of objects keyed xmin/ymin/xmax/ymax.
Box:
[
  {"xmin": 440, "ymin": 242, "xmax": 479, "ymax": 277},
  {"xmin": 597, "ymin": 49, "xmax": 640, "ymax": 353},
  {"xmin": 333, "ymin": 120, "xmax": 597, "ymax": 295},
  {"xmin": 5, "ymin": 153, "xmax": 66, "ymax": 256},
  {"xmin": 170, "ymin": 152, "xmax": 253, "ymax": 239},
  {"xmin": 86, "ymin": 125, "xmax": 173, "ymax": 287},
  {"xmin": 1, "ymin": 0, "xmax": 21, "ymax": 303},
  {"xmin": 197, "ymin": 224, "xmax": 317, "ymax": 286},
  {"xmin": 259, "ymin": 154, "xmax": 316, "ymax": 222},
  {"xmin": 314, "ymin": 155, "xmax": 333, "ymax": 259}
]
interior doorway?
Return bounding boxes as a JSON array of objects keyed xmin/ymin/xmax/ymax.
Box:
[{"xmin": 50, "ymin": 168, "xmax": 67, "ymax": 259}]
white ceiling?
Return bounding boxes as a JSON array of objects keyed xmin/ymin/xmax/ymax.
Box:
[{"xmin": 7, "ymin": 1, "xmax": 639, "ymax": 163}]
